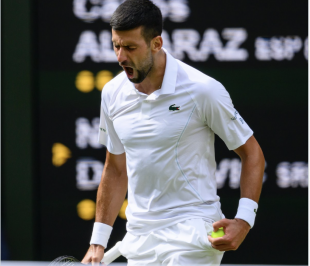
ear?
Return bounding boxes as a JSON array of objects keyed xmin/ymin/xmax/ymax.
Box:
[{"xmin": 151, "ymin": 36, "xmax": 163, "ymax": 52}]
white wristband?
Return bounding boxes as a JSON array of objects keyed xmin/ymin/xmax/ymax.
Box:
[
  {"xmin": 90, "ymin": 222, "xmax": 113, "ymax": 248},
  {"xmin": 235, "ymin": 198, "xmax": 258, "ymax": 228}
]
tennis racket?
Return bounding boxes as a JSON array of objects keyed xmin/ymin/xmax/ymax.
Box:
[{"xmin": 49, "ymin": 241, "xmax": 122, "ymax": 265}]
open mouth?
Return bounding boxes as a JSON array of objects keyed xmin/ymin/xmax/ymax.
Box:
[{"xmin": 124, "ymin": 66, "xmax": 134, "ymax": 79}]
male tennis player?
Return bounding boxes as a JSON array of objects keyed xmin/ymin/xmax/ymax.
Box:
[{"xmin": 82, "ymin": 0, "xmax": 265, "ymax": 265}]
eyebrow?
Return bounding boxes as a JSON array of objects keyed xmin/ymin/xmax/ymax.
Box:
[{"xmin": 112, "ymin": 41, "xmax": 137, "ymax": 47}]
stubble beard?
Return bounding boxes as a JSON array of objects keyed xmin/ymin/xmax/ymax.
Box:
[{"xmin": 129, "ymin": 52, "xmax": 154, "ymax": 84}]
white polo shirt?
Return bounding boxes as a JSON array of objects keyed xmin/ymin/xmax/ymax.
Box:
[{"xmin": 98, "ymin": 50, "xmax": 253, "ymax": 235}]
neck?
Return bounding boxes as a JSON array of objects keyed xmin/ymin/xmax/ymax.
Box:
[{"xmin": 134, "ymin": 49, "xmax": 166, "ymax": 95}]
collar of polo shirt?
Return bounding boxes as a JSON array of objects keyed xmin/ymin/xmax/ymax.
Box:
[{"xmin": 130, "ymin": 48, "xmax": 178, "ymax": 101}]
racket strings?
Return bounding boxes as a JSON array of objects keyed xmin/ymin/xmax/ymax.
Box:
[{"xmin": 49, "ymin": 255, "xmax": 80, "ymax": 266}]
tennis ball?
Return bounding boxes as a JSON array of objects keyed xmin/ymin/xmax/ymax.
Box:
[{"xmin": 211, "ymin": 227, "xmax": 225, "ymax": 238}]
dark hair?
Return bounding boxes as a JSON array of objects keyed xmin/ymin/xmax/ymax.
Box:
[{"xmin": 110, "ymin": 0, "xmax": 163, "ymax": 43}]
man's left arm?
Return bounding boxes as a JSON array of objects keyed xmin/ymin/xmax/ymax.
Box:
[{"xmin": 208, "ymin": 135, "xmax": 265, "ymax": 251}]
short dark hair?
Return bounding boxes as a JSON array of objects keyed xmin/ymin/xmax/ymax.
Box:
[{"xmin": 110, "ymin": 0, "xmax": 163, "ymax": 43}]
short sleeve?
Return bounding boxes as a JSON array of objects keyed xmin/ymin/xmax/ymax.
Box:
[
  {"xmin": 197, "ymin": 80, "xmax": 253, "ymax": 150},
  {"xmin": 98, "ymin": 94, "xmax": 125, "ymax": 155}
]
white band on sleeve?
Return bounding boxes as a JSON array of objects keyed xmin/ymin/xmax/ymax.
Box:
[
  {"xmin": 90, "ymin": 222, "xmax": 113, "ymax": 248},
  {"xmin": 235, "ymin": 198, "xmax": 258, "ymax": 228}
]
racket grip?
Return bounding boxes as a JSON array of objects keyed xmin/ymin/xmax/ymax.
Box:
[{"xmin": 101, "ymin": 241, "xmax": 122, "ymax": 265}]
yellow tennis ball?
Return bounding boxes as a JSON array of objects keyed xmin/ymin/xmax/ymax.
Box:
[{"xmin": 211, "ymin": 227, "xmax": 225, "ymax": 238}]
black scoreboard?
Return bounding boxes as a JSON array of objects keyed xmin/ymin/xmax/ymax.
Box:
[{"xmin": 37, "ymin": 0, "xmax": 308, "ymax": 264}]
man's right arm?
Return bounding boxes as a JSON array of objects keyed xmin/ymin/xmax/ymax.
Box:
[{"xmin": 81, "ymin": 150, "xmax": 127, "ymax": 265}]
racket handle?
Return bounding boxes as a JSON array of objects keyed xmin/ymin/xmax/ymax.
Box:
[{"xmin": 101, "ymin": 241, "xmax": 122, "ymax": 265}]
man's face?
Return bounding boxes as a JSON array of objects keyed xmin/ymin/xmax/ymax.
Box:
[{"xmin": 112, "ymin": 27, "xmax": 153, "ymax": 83}]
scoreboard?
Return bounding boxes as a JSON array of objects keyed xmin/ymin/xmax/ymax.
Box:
[{"xmin": 37, "ymin": 0, "xmax": 308, "ymax": 264}]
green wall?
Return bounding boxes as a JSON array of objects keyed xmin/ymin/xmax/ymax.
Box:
[{"xmin": 3, "ymin": 0, "xmax": 35, "ymax": 260}]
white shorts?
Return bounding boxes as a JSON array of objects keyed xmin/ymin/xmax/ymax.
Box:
[{"xmin": 119, "ymin": 218, "xmax": 224, "ymax": 266}]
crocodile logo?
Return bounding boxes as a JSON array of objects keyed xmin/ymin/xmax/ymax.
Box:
[
  {"xmin": 254, "ymin": 209, "xmax": 257, "ymax": 214},
  {"xmin": 169, "ymin": 104, "xmax": 180, "ymax": 111}
]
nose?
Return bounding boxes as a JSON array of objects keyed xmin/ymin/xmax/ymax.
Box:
[{"xmin": 117, "ymin": 47, "xmax": 127, "ymax": 63}]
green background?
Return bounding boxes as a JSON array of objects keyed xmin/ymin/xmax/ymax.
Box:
[{"xmin": 2, "ymin": 0, "xmax": 308, "ymax": 264}]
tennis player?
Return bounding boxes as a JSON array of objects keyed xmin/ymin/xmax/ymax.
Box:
[{"xmin": 82, "ymin": 0, "xmax": 265, "ymax": 265}]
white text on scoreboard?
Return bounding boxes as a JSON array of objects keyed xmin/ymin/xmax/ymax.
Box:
[{"xmin": 73, "ymin": 29, "xmax": 308, "ymax": 63}]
